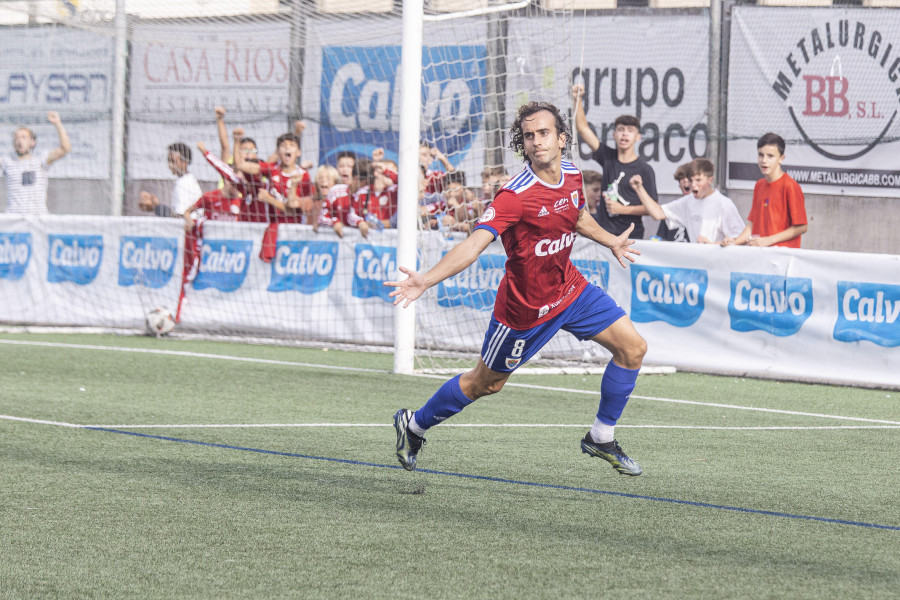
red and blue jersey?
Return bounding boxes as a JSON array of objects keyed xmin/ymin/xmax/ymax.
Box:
[{"xmin": 473, "ymin": 160, "xmax": 587, "ymax": 330}]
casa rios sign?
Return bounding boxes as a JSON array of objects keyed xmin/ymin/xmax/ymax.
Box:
[{"xmin": 727, "ymin": 7, "xmax": 900, "ymax": 197}]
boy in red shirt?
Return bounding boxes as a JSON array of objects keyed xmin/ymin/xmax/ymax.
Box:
[{"xmin": 724, "ymin": 132, "xmax": 808, "ymax": 248}]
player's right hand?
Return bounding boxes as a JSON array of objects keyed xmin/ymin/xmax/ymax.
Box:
[
  {"xmin": 232, "ymin": 127, "xmax": 244, "ymax": 138},
  {"xmin": 571, "ymin": 84, "xmax": 585, "ymax": 99},
  {"xmin": 215, "ymin": 106, "xmax": 226, "ymax": 119}
]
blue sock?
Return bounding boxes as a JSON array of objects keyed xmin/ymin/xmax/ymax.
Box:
[
  {"xmin": 414, "ymin": 375, "xmax": 475, "ymax": 430},
  {"xmin": 597, "ymin": 361, "xmax": 640, "ymax": 425}
]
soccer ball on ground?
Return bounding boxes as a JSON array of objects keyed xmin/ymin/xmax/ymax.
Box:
[{"xmin": 145, "ymin": 307, "xmax": 175, "ymax": 337}]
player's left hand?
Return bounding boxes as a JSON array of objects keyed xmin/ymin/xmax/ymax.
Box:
[
  {"xmin": 47, "ymin": 111, "xmax": 61, "ymax": 125},
  {"xmin": 609, "ymin": 223, "xmax": 640, "ymax": 268},
  {"xmin": 384, "ymin": 266, "xmax": 426, "ymax": 308}
]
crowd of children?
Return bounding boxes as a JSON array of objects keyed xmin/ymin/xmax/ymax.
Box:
[
  {"xmin": 165, "ymin": 107, "xmax": 510, "ymax": 247},
  {"xmin": 158, "ymin": 106, "xmax": 807, "ymax": 295}
]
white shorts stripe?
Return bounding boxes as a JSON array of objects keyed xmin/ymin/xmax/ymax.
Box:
[{"xmin": 483, "ymin": 324, "xmax": 510, "ymax": 368}]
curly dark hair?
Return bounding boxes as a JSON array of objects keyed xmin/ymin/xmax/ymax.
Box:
[{"xmin": 508, "ymin": 101, "xmax": 571, "ymax": 164}]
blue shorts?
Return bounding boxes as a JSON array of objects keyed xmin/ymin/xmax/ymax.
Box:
[{"xmin": 480, "ymin": 283, "xmax": 627, "ymax": 372}]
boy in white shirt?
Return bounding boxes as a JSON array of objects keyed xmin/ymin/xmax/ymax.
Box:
[
  {"xmin": 138, "ymin": 142, "xmax": 202, "ymax": 217},
  {"xmin": 632, "ymin": 158, "xmax": 744, "ymax": 244},
  {"xmin": 1, "ymin": 111, "xmax": 71, "ymax": 214}
]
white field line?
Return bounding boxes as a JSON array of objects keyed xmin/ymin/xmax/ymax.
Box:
[
  {"xmin": 2, "ymin": 414, "xmax": 898, "ymax": 431},
  {"xmin": 82, "ymin": 423, "xmax": 900, "ymax": 431},
  {"xmin": 2, "ymin": 339, "xmax": 898, "ymax": 426},
  {"xmin": 0, "ymin": 414, "xmax": 82, "ymax": 428},
  {"xmin": 0, "ymin": 339, "xmax": 389, "ymax": 374}
]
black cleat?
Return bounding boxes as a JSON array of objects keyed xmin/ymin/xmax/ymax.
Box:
[
  {"xmin": 580, "ymin": 433, "xmax": 642, "ymax": 476},
  {"xmin": 394, "ymin": 409, "xmax": 425, "ymax": 471}
]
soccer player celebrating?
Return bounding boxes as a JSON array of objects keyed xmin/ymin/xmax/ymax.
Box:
[{"xmin": 385, "ymin": 101, "xmax": 647, "ymax": 476}]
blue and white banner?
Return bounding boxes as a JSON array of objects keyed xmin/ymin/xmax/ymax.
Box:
[
  {"xmin": 302, "ymin": 16, "xmax": 488, "ymax": 186},
  {"xmin": 1, "ymin": 215, "xmax": 898, "ymax": 388}
]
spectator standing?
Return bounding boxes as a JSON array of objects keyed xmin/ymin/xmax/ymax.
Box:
[
  {"xmin": 2, "ymin": 111, "xmax": 71, "ymax": 214},
  {"xmin": 138, "ymin": 142, "xmax": 202, "ymax": 217},
  {"xmin": 724, "ymin": 133, "xmax": 808, "ymax": 248},
  {"xmin": 572, "ymin": 84, "xmax": 656, "ymax": 239},
  {"xmin": 582, "ymin": 169, "xmax": 603, "ymax": 217},
  {"xmin": 420, "ymin": 142, "xmax": 455, "ymax": 194},
  {"xmin": 634, "ymin": 158, "xmax": 744, "ymax": 244}
]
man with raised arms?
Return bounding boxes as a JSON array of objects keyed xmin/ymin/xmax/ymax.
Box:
[{"xmin": 385, "ymin": 101, "xmax": 648, "ymax": 477}]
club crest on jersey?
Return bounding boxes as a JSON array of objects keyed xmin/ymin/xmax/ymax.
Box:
[
  {"xmin": 538, "ymin": 206, "xmax": 549, "ymax": 217},
  {"xmin": 505, "ymin": 357, "xmax": 521, "ymax": 369},
  {"xmin": 571, "ymin": 191, "xmax": 579, "ymax": 207},
  {"xmin": 479, "ymin": 207, "xmax": 496, "ymax": 223}
]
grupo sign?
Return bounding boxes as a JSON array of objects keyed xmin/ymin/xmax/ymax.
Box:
[
  {"xmin": 506, "ymin": 14, "xmax": 710, "ymax": 196},
  {"xmin": 727, "ymin": 7, "xmax": 900, "ymax": 197}
]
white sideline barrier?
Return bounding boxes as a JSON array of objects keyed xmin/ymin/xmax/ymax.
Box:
[{"xmin": 1, "ymin": 215, "xmax": 898, "ymax": 388}]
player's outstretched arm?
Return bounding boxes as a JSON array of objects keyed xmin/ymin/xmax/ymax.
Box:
[
  {"xmin": 575, "ymin": 209, "xmax": 640, "ymax": 268},
  {"xmin": 384, "ymin": 228, "xmax": 494, "ymax": 308}
]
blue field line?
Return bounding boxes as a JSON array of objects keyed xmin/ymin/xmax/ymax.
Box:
[{"xmin": 85, "ymin": 426, "xmax": 900, "ymax": 532}]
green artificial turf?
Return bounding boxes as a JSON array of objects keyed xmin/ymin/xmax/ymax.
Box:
[{"xmin": 1, "ymin": 333, "xmax": 897, "ymax": 599}]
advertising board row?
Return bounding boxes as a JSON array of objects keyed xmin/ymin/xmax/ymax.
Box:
[{"xmin": 2, "ymin": 215, "xmax": 897, "ymax": 388}]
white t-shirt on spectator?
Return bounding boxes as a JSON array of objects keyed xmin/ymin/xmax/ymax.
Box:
[
  {"xmin": 1, "ymin": 152, "xmax": 51, "ymax": 214},
  {"xmin": 662, "ymin": 190, "xmax": 745, "ymax": 244},
  {"xmin": 172, "ymin": 173, "xmax": 202, "ymax": 216}
]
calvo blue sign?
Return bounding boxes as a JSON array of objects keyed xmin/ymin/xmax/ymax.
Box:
[{"xmin": 630, "ymin": 265, "xmax": 707, "ymax": 327}]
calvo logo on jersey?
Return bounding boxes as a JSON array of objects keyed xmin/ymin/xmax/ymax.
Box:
[
  {"xmin": 834, "ymin": 281, "xmax": 900, "ymax": 347},
  {"xmin": 631, "ymin": 265, "xmax": 707, "ymax": 327},
  {"xmin": 728, "ymin": 272, "xmax": 813, "ymax": 336},
  {"xmin": 269, "ymin": 240, "xmax": 338, "ymax": 294},
  {"xmin": 572, "ymin": 258, "xmax": 610, "ymax": 291},
  {"xmin": 437, "ymin": 252, "xmax": 505, "ymax": 311},
  {"xmin": 769, "ymin": 16, "xmax": 898, "ymax": 161},
  {"xmin": 319, "ymin": 44, "xmax": 486, "ymax": 170},
  {"xmin": 193, "ymin": 239, "xmax": 252, "ymax": 292},
  {"xmin": 353, "ymin": 244, "xmax": 396, "ymax": 301},
  {"xmin": 118, "ymin": 236, "xmax": 178, "ymax": 289},
  {"xmin": 47, "ymin": 234, "xmax": 103, "ymax": 285},
  {"xmin": 0, "ymin": 232, "xmax": 31, "ymax": 281}
]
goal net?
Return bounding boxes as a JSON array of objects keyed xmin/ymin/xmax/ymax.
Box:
[{"xmin": 0, "ymin": 1, "xmax": 708, "ymax": 374}]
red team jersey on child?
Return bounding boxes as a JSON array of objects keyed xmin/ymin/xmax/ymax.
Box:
[
  {"xmin": 258, "ymin": 161, "xmax": 314, "ymax": 224},
  {"xmin": 473, "ymin": 161, "xmax": 588, "ymax": 330},
  {"xmin": 318, "ymin": 184, "xmax": 365, "ymax": 227},
  {"xmin": 195, "ymin": 189, "xmax": 241, "ymax": 222},
  {"xmin": 368, "ymin": 184, "xmax": 398, "ymax": 222}
]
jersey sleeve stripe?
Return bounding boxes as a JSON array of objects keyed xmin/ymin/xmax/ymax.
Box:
[{"xmin": 474, "ymin": 223, "xmax": 499, "ymax": 239}]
